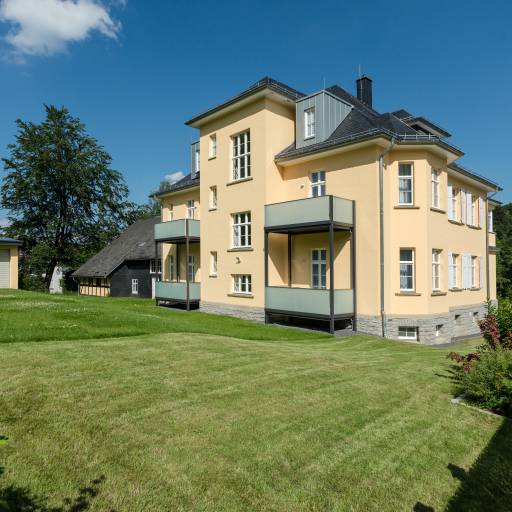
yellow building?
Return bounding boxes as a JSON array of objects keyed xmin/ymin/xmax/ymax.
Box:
[
  {"xmin": 153, "ymin": 76, "xmax": 501, "ymax": 344},
  {"xmin": 0, "ymin": 237, "xmax": 21, "ymax": 289}
]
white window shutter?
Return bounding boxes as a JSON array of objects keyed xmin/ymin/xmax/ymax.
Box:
[
  {"xmin": 461, "ymin": 191, "xmax": 467, "ymax": 224},
  {"xmin": 479, "ymin": 197, "xmax": 484, "ymax": 228},
  {"xmin": 448, "ymin": 251, "xmax": 453, "ymax": 288},
  {"xmin": 479, "ymin": 256, "xmax": 484, "ymax": 288},
  {"xmin": 447, "ymin": 186, "xmax": 453, "ymax": 220},
  {"xmin": 466, "ymin": 192, "xmax": 472, "ymax": 225},
  {"xmin": 462, "ymin": 254, "xmax": 469, "ymax": 289}
]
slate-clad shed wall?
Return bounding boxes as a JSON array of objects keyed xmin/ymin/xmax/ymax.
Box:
[
  {"xmin": 296, "ymin": 91, "xmax": 352, "ymax": 149},
  {"xmin": 110, "ymin": 260, "xmax": 153, "ymax": 298}
]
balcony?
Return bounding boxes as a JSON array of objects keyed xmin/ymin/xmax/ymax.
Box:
[
  {"xmin": 265, "ymin": 287, "xmax": 354, "ymax": 318},
  {"xmin": 155, "ymin": 281, "xmax": 200, "ymax": 303},
  {"xmin": 154, "ymin": 219, "xmax": 200, "ymax": 242},
  {"xmin": 265, "ymin": 195, "xmax": 353, "ymax": 232}
]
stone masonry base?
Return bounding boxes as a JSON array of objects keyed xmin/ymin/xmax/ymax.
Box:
[
  {"xmin": 357, "ymin": 302, "xmax": 488, "ymax": 345},
  {"xmin": 200, "ymin": 301, "xmax": 265, "ymax": 323}
]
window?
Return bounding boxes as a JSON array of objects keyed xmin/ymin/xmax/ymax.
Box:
[
  {"xmin": 310, "ymin": 171, "xmax": 326, "ymax": 198},
  {"xmin": 431, "ymin": 169, "xmax": 440, "ymax": 208},
  {"xmin": 209, "ymin": 134, "xmax": 217, "ymax": 158},
  {"xmin": 471, "ymin": 256, "xmax": 477, "ymax": 288},
  {"xmin": 466, "ymin": 191, "xmax": 473, "ymax": 225},
  {"xmin": 188, "ymin": 255, "xmax": 195, "ymax": 282},
  {"xmin": 432, "ymin": 250, "xmax": 441, "ymax": 291},
  {"xmin": 399, "ymin": 248, "xmax": 415, "ymax": 291},
  {"xmin": 210, "ymin": 252, "xmax": 217, "ymax": 276},
  {"xmin": 232, "ymin": 130, "xmax": 251, "ymax": 181},
  {"xmin": 462, "ymin": 254, "xmax": 479, "ymax": 289},
  {"xmin": 435, "ymin": 325, "xmax": 443, "ymax": 337},
  {"xmin": 131, "ymin": 279, "xmax": 139, "ymax": 295},
  {"xmin": 449, "ymin": 253, "xmax": 460, "ymax": 289},
  {"xmin": 169, "ymin": 255, "xmax": 175, "ymax": 281},
  {"xmin": 488, "ymin": 208, "xmax": 494, "ymax": 232},
  {"xmin": 195, "ymin": 147, "xmax": 200, "ymax": 174},
  {"xmin": 398, "ymin": 163, "xmax": 413, "ymax": 205},
  {"xmin": 479, "ymin": 197, "xmax": 484, "ymax": 228},
  {"xmin": 210, "ymin": 186, "xmax": 217, "ymax": 209},
  {"xmin": 455, "ymin": 314, "xmax": 461, "ymax": 325},
  {"xmin": 232, "ymin": 212, "xmax": 251, "ymax": 248},
  {"xmin": 233, "ymin": 274, "xmax": 252, "ymax": 294},
  {"xmin": 448, "ymin": 185, "xmax": 459, "ymax": 221},
  {"xmin": 311, "ymin": 249, "xmax": 327, "ymax": 289},
  {"xmin": 471, "ymin": 195, "xmax": 477, "ymax": 226},
  {"xmin": 473, "ymin": 312, "xmax": 479, "ymax": 324},
  {"xmin": 398, "ymin": 326, "xmax": 418, "ymax": 340},
  {"xmin": 168, "ymin": 204, "xmax": 174, "ymax": 221},
  {"xmin": 150, "ymin": 259, "xmax": 161, "ymax": 274},
  {"xmin": 304, "ymin": 107, "xmax": 316, "ymax": 138},
  {"xmin": 187, "ymin": 199, "xmax": 196, "ymax": 219}
]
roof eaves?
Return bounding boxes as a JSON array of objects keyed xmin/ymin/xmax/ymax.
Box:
[{"xmin": 449, "ymin": 162, "xmax": 502, "ymax": 191}]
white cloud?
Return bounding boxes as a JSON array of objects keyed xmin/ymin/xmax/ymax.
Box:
[
  {"xmin": 0, "ymin": 0, "xmax": 121, "ymax": 59},
  {"xmin": 165, "ymin": 172, "xmax": 185, "ymax": 184}
]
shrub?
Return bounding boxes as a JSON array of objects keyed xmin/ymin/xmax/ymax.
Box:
[{"xmin": 460, "ymin": 349, "xmax": 512, "ymax": 416}]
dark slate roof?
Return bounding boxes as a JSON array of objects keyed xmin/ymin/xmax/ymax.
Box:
[
  {"xmin": 185, "ymin": 76, "xmax": 305, "ymax": 126},
  {"xmin": 0, "ymin": 237, "xmax": 22, "ymax": 246},
  {"xmin": 152, "ymin": 172, "xmax": 200, "ymax": 197},
  {"xmin": 448, "ymin": 162, "xmax": 502, "ymax": 191},
  {"xmin": 72, "ymin": 217, "xmax": 161, "ymax": 278}
]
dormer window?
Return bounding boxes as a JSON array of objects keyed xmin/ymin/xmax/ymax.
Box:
[{"xmin": 305, "ymin": 107, "xmax": 315, "ymax": 139}]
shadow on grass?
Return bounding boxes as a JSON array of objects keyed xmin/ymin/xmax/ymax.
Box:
[
  {"xmin": 414, "ymin": 418, "xmax": 512, "ymax": 511},
  {"xmin": 0, "ymin": 474, "xmax": 112, "ymax": 512}
]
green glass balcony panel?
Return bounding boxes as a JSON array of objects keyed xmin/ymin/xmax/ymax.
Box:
[
  {"xmin": 264, "ymin": 196, "xmax": 352, "ymax": 229},
  {"xmin": 265, "ymin": 287, "xmax": 353, "ymax": 316},
  {"xmin": 154, "ymin": 219, "xmax": 200, "ymax": 241},
  {"xmin": 155, "ymin": 281, "xmax": 200, "ymax": 301}
]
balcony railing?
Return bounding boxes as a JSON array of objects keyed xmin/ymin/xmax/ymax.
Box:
[
  {"xmin": 154, "ymin": 219, "xmax": 200, "ymax": 242},
  {"xmin": 155, "ymin": 281, "xmax": 200, "ymax": 302},
  {"xmin": 265, "ymin": 195, "xmax": 353, "ymax": 231},
  {"xmin": 265, "ymin": 286, "xmax": 354, "ymax": 318}
]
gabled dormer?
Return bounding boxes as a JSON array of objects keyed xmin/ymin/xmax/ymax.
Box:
[{"xmin": 295, "ymin": 90, "xmax": 352, "ymax": 149}]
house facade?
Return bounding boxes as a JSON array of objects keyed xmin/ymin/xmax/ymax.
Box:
[
  {"xmin": 153, "ymin": 76, "xmax": 500, "ymax": 344},
  {"xmin": 0, "ymin": 237, "xmax": 22, "ymax": 289},
  {"xmin": 73, "ymin": 217, "xmax": 162, "ymax": 298}
]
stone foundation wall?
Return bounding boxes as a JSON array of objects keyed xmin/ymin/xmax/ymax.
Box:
[
  {"xmin": 357, "ymin": 302, "xmax": 487, "ymax": 345},
  {"xmin": 200, "ymin": 301, "xmax": 265, "ymax": 323}
]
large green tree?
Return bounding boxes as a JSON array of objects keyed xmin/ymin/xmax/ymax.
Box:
[
  {"xmin": 495, "ymin": 203, "xmax": 512, "ymax": 299},
  {"xmin": 1, "ymin": 105, "xmax": 132, "ymax": 291}
]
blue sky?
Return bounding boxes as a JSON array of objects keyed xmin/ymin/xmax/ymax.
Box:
[{"xmin": 0, "ymin": 0, "xmax": 510, "ymax": 226}]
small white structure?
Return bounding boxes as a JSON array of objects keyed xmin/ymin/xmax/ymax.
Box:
[{"xmin": 49, "ymin": 266, "xmax": 63, "ymax": 294}]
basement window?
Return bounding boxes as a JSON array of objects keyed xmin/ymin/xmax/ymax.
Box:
[{"xmin": 398, "ymin": 326, "xmax": 418, "ymax": 340}]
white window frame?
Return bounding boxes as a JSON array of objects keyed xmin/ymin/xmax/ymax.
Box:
[
  {"xmin": 431, "ymin": 169, "xmax": 440, "ymax": 208},
  {"xmin": 195, "ymin": 147, "xmax": 200, "ymax": 174},
  {"xmin": 488, "ymin": 208, "xmax": 494, "ymax": 233},
  {"xmin": 168, "ymin": 204, "xmax": 174, "ymax": 221},
  {"xmin": 150, "ymin": 259, "xmax": 162, "ymax": 274},
  {"xmin": 304, "ymin": 107, "xmax": 316, "ymax": 139},
  {"xmin": 131, "ymin": 279, "xmax": 139, "ymax": 295},
  {"xmin": 209, "ymin": 134, "xmax": 217, "ymax": 159},
  {"xmin": 310, "ymin": 170, "xmax": 326, "ymax": 198},
  {"xmin": 311, "ymin": 248, "xmax": 327, "ymax": 289},
  {"xmin": 432, "ymin": 249, "xmax": 441, "ymax": 292},
  {"xmin": 210, "ymin": 186, "xmax": 217, "ymax": 210},
  {"xmin": 398, "ymin": 163, "xmax": 414, "ymax": 205},
  {"xmin": 448, "ymin": 253, "xmax": 460, "ymax": 289},
  {"xmin": 399, "ymin": 248, "xmax": 415, "ymax": 292},
  {"xmin": 471, "ymin": 256, "xmax": 477, "ymax": 288},
  {"xmin": 232, "ymin": 130, "xmax": 251, "ymax": 181},
  {"xmin": 466, "ymin": 191, "xmax": 473, "ymax": 225},
  {"xmin": 233, "ymin": 274, "xmax": 252, "ymax": 295},
  {"xmin": 232, "ymin": 212, "xmax": 251, "ymax": 248},
  {"xmin": 188, "ymin": 255, "xmax": 195, "ymax": 283},
  {"xmin": 186, "ymin": 199, "xmax": 196, "ymax": 219},
  {"xmin": 210, "ymin": 251, "xmax": 217, "ymax": 276},
  {"xmin": 398, "ymin": 326, "xmax": 418, "ymax": 340}
]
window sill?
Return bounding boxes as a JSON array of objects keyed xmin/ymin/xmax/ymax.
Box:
[
  {"xmin": 304, "ymin": 135, "xmax": 315, "ymax": 141},
  {"xmin": 227, "ymin": 247, "xmax": 253, "ymax": 252},
  {"xmin": 430, "ymin": 207, "xmax": 446, "ymax": 214},
  {"xmin": 394, "ymin": 205, "xmax": 420, "ymax": 209},
  {"xmin": 208, "ymin": 156, "xmax": 216, "ymax": 161},
  {"xmin": 470, "ymin": 287, "xmax": 482, "ymax": 291},
  {"xmin": 227, "ymin": 293, "xmax": 254, "ymax": 298},
  {"xmin": 227, "ymin": 177, "xmax": 253, "ymax": 186},
  {"xmin": 448, "ymin": 219, "xmax": 463, "ymax": 226},
  {"xmin": 395, "ymin": 292, "xmax": 421, "ymax": 296},
  {"xmin": 208, "ymin": 207, "xmax": 217, "ymax": 212},
  {"xmin": 449, "ymin": 287, "xmax": 463, "ymax": 292},
  {"xmin": 431, "ymin": 291, "xmax": 447, "ymax": 296},
  {"xmin": 468, "ymin": 225, "xmax": 482, "ymax": 230},
  {"xmin": 209, "ymin": 274, "xmax": 218, "ymax": 278}
]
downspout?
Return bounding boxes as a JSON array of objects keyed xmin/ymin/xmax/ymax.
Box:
[{"xmin": 379, "ymin": 137, "xmax": 396, "ymax": 338}]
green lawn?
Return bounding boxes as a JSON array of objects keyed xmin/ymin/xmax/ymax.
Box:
[{"xmin": 0, "ymin": 290, "xmax": 510, "ymax": 511}]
